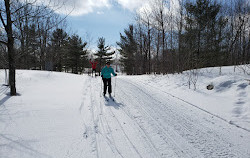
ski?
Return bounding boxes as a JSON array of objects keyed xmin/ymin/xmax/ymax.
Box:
[
  {"xmin": 109, "ymin": 96, "xmax": 115, "ymax": 102},
  {"xmin": 104, "ymin": 96, "xmax": 109, "ymax": 101},
  {"xmin": 103, "ymin": 95, "xmax": 115, "ymax": 102}
]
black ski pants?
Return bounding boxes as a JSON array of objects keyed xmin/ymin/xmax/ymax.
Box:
[
  {"xmin": 102, "ymin": 78, "xmax": 112, "ymax": 94},
  {"xmin": 92, "ymin": 69, "xmax": 96, "ymax": 77}
]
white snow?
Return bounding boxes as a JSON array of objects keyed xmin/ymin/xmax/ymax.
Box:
[
  {"xmin": 0, "ymin": 66, "xmax": 250, "ymax": 158},
  {"xmin": 123, "ymin": 66, "xmax": 250, "ymax": 130}
]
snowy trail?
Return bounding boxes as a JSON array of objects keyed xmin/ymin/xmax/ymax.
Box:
[
  {"xmin": 74, "ymin": 76, "xmax": 250, "ymax": 158},
  {"xmin": 1, "ymin": 71, "xmax": 249, "ymax": 158}
]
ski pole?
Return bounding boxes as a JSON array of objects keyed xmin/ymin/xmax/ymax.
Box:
[
  {"xmin": 114, "ymin": 76, "xmax": 117, "ymax": 97},
  {"xmin": 100, "ymin": 77, "xmax": 102, "ymax": 97}
]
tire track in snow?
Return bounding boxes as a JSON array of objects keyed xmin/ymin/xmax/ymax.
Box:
[
  {"xmin": 108, "ymin": 105, "xmax": 163, "ymax": 158},
  {"xmin": 66, "ymin": 76, "xmax": 96, "ymax": 158},
  {"xmin": 118, "ymin": 81, "xmax": 229, "ymax": 157},
  {"xmin": 134, "ymin": 78, "xmax": 250, "ymax": 132},
  {"xmin": 73, "ymin": 76, "xmax": 123, "ymax": 158},
  {"xmin": 76, "ymin": 76, "xmax": 101, "ymax": 158},
  {"xmin": 89, "ymin": 77, "xmax": 102, "ymax": 158},
  {"xmin": 79, "ymin": 76, "xmax": 92, "ymax": 114},
  {"xmin": 91, "ymin": 78, "xmax": 125, "ymax": 158},
  {"xmin": 104, "ymin": 93, "xmax": 172, "ymax": 157},
  {"xmin": 95, "ymin": 77, "xmax": 159, "ymax": 158},
  {"xmin": 116, "ymin": 80, "xmax": 198, "ymax": 158},
  {"xmin": 116, "ymin": 78, "xmax": 249, "ymax": 158},
  {"xmin": 106, "ymin": 107, "xmax": 143, "ymax": 158},
  {"xmin": 105, "ymin": 100, "xmax": 168, "ymax": 158}
]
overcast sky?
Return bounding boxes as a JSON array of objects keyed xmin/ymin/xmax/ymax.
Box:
[{"xmin": 51, "ymin": 0, "xmax": 150, "ymax": 49}]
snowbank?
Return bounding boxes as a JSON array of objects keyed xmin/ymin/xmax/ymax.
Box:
[
  {"xmin": 121, "ymin": 66, "xmax": 250, "ymax": 130},
  {"xmin": 0, "ymin": 70, "xmax": 87, "ymax": 158}
]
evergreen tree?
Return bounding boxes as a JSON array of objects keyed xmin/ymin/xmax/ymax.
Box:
[
  {"xmin": 51, "ymin": 28, "xmax": 68, "ymax": 71},
  {"xmin": 27, "ymin": 24, "xmax": 39, "ymax": 69},
  {"xmin": 94, "ymin": 37, "xmax": 114, "ymax": 74},
  {"xmin": 17, "ymin": 23, "xmax": 39, "ymax": 69},
  {"xmin": 66, "ymin": 35, "xmax": 87, "ymax": 74},
  {"xmin": 117, "ymin": 25, "xmax": 137, "ymax": 75},
  {"xmin": 184, "ymin": 0, "xmax": 227, "ymax": 68}
]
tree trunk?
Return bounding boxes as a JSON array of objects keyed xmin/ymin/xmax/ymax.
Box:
[
  {"xmin": 177, "ymin": 0, "xmax": 183, "ymax": 73},
  {"xmin": 147, "ymin": 20, "xmax": 151, "ymax": 74},
  {"xmin": 5, "ymin": 0, "xmax": 16, "ymax": 95},
  {"xmin": 162, "ymin": 24, "xmax": 165, "ymax": 73},
  {"xmin": 156, "ymin": 30, "xmax": 160, "ymax": 74}
]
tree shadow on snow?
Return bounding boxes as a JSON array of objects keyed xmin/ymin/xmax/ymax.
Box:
[
  {"xmin": 0, "ymin": 95, "xmax": 11, "ymax": 106},
  {"xmin": 0, "ymin": 85, "xmax": 21, "ymax": 106},
  {"xmin": 0, "ymin": 86, "xmax": 11, "ymax": 106},
  {"xmin": 0, "ymin": 134, "xmax": 52, "ymax": 158}
]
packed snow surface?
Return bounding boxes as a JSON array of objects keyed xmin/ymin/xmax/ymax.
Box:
[{"xmin": 0, "ymin": 66, "xmax": 249, "ymax": 158}]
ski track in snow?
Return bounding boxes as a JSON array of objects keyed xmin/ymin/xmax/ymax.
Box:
[
  {"xmin": 66, "ymin": 76, "xmax": 250, "ymax": 158},
  {"xmin": 116, "ymin": 79, "xmax": 245, "ymax": 157},
  {"xmin": 130, "ymin": 78, "xmax": 250, "ymax": 133}
]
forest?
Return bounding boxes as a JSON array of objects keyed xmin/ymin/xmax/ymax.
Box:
[
  {"xmin": 118, "ymin": 0, "xmax": 249, "ymax": 75},
  {"xmin": 1, "ymin": 0, "xmax": 250, "ymax": 95}
]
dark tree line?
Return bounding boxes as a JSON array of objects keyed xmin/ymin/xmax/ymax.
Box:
[
  {"xmin": 117, "ymin": 0, "xmax": 250, "ymax": 75},
  {"xmin": 48, "ymin": 29, "xmax": 88, "ymax": 74}
]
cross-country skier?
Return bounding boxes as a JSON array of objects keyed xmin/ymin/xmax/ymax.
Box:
[
  {"xmin": 89, "ymin": 59, "xmax": 98, "ymax": 77},
  {"xmin": 101, "ymin": 61, "xmax": 117, "ymax": 97}
]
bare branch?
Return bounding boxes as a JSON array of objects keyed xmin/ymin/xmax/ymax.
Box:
[
  {"xmin": 11, "ymin": 2, "xmax": 35, "ymax": 15},
  {"xmin": 0, "ymin": 12, "xmax": 6, "ymax": 28},
  {"xmin": 45, "ymin": 8, "xmax": 74, "ymax": 32},
  {"xmin": 0, "ymin": 40, "xmax": 7, "ymax": 45}
]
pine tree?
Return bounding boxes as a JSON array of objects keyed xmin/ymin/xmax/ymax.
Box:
[
  {"xmin": 28, "ymin": 24, "xmax": 39, "ymax": 69},
  {"xmin": 51, "ymin": 28, "xmax": 68, "ymax": 71},
  {"xmin": 94, "ymin": 37, "xmax": 114, "ymax": 74},
  {"xmin": 184, "ymin": 0, "xmax": 226, "ymax": 68},
  {"xmin": 66, "ymin": 35, "xmax": 87, "ymax": 74},
  {"xmin": 117, "ymin": 25, "xmax": 137, "ymax": 75}
]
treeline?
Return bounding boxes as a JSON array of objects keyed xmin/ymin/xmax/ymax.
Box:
[
  {"xmin": 0, "ymin": 0, "xmax": 93, "ymax": 95},
  {"xmin": 117, "ymin": 0, "xmax": 250, "ymax": 75},
  {"xmin": 0, "ymin": 0, "xmax": 89, "ymax": 74}
]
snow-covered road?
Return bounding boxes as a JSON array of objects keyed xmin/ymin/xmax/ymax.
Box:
[
  {"xmin": 0, "ymin": 71, "xmax": 250, "ymax": 158},
  {"xmin": 74, "ymin": 76, "xmax": 250, "ymax": 158}
]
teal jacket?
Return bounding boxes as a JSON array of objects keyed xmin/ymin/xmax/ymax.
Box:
[{"xmin": 101, "ymin": 66, "xmax": 116, "ymax": 79}]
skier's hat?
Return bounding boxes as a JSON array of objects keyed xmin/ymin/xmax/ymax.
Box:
[{"xmin": 106, "ymin": 61, "xmax": 111, "ymax": 65}]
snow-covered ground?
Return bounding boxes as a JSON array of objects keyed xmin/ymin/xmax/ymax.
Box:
[
  {"xmin": 123, "ymin": 66, "xmax": 250, "ymax": 131},
  {"xmin": 0, "ymin": 66, "xmax": 249, "ymax": 158}
]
